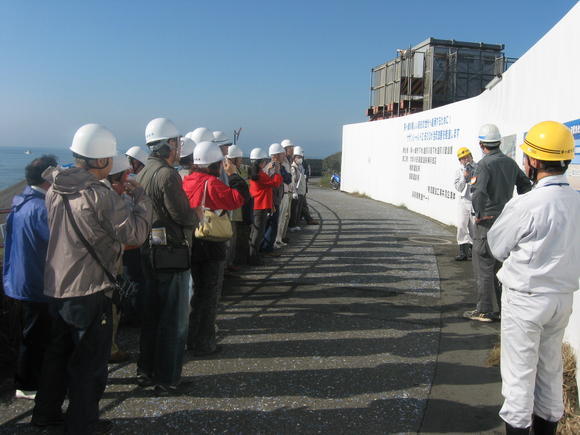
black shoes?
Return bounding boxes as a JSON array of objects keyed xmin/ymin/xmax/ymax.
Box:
[
  {"xmin": 505, "ymin": 422, "xmax": 530, "ymax": 434},
  {"xmin": 136, "ymin": 372, "xmax": 155, "ymax": 387},
  {"xmin": 532, "ymin": 415, "xmax": 558, "ymax": 435},
  {"xmin": 192, "ymin": 345, "xmax": 222, "ymax": 357},
  {"xmin": 455, "ymin": 243, "xmax": 470, "ymax": 261}
]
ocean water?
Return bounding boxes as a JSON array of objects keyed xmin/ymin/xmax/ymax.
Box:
[{"xmin": 0, "ymin": 146, "xmax": 74, "ymax": 191}]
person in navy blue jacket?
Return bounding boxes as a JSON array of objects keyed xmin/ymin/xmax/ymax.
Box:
[{"xmin": 2, "ymin": 155, "xmax": 57, "ymax": 400}]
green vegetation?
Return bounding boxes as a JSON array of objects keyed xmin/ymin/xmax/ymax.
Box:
[
  {"xmin": 322, "ymin": 152, "xmax": 341, "ymax": 174},
  {"xmin": 318, "ymin": 151, "xmax": 341, "ymax": 189}
]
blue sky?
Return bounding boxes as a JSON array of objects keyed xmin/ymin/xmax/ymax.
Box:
[{"xmin": 0, "ymin": 0, "xmax": 576, "ymax": 158}]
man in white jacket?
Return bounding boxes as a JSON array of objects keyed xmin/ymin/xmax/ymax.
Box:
[{"xmin": 488, "ymin": 121, "xmax": 580, "ymax": 435}]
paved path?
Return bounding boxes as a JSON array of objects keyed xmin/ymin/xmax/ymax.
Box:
[{"xmin": 0, "ymin": 184, "xmax": 503, "ymax": 434}]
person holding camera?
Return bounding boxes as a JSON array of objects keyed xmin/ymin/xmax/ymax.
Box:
[
  {"xmin": 453, "ymin": 147, "xmax": 477, "ymax": 261},
  {"xmin": 248, "ymin": 148, "xmax": 283, "ymax": 266}
]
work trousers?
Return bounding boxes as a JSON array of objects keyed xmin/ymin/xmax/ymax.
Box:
[
  {"xmin": 499, "ymin": 289, "xmax": 573, "ymax": 428},
  {"xmin": 232, "ymin": 222, "xmax": 250, "ymax": 265},
  {"xmin": 250, "ymin": 209, "xmax": 269, "ymax": 261},
  {"xmin": 121, "ymin": 248, "xmax": 146, "ymax": 325},
  {"xmin": 301, "ymin": 196, "xmax": 314, "ymax": 223},
  {"xmin": 276, "ymin": 192, "xmax": 292, "ymax": 243},
  {"xmin": 14, "ymin": 300, "xmax": 51, "ymax": 391},
  {"xmin": 456, "ymin": 198, "xmax": 474, "ymax": 245},
  {"xmin": 289, "ymin": 195, "xmax": 305, "ymax": 228},
  {"xmin": 188, "ymin": 260, "xmax": 222, "ymax": 353},
  {"xmin": 33, "ymin": 295, "xmax": 112, "ymax": 435},
  {"xmin": 138, "ymin": 267, "xmax": 190, "ymax": 386},
  {"xmin": 110, "ymin": 303, "xmax": 121, "ymax": 355},
  {"xmin": 228, "ymin": 222, "xmax": 239, "ymax": 266},
  {"xmin": 261, "ymin": 209, "xmax": 279, "ymax": 252},
  {"xmin": 472, "ymin": 223, "xmax": 501, "ymax": 313}
]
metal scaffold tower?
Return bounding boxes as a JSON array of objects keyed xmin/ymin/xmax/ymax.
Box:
[{"xmin": 368, "ymin": 38, "xmax": 517, "ymax": 120}]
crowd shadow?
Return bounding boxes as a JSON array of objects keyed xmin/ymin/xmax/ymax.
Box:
[
  {"xmin": 0, "ymin": 192, "xmax": 500, "ymax": 433},
  {"xmin": 0, "ymin": 397, "xmax": 500, "ymax": 434}
]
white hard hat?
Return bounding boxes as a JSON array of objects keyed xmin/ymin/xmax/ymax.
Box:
[
  {"xmin": 226, "ymin": 144, "xmax": 243, "ymax": 159},
  {"xmin": 212, "ymin": 131, "xmax": 231, "ymax": 144},
  {"xmin": 478, "ymin": 124, "xmax": 501, "ymax": 145},
  {"xmin": 109, "ymin": 154, "xmax": 131, "ymax": 175},
  {"xmin": 293, "ymin": 146, "xmax": 305, "ymax": 157},
  {"xmin": 250, "ymin": 148, "xmax": 268, "ymax": 160},
  {"xmin": 70, "ymin": 123, "xmax": 117, "ymax": 159},
  {"xmin": 125, "ymin": 146, "xmax": 149, "ymax": 164},
  {"xmin": 194, "ymin": 141, "xmax": 224, "ymax": 167},
  {"xmin": 180, "ymin": 137, "xmax": 196, "ymax": 158},
  {"xmin": 281, "ymin": 139, "xmax": 294, "ymax": 148},
  {"xmin": 269, "ymin": 143, "xmax": 285, "ymax": 156},
  {"xmin": 145, "ymin": 118, "xmax": 180, "ymax": 145},
  {"xmin": 189, "ymin": 127, "xmax": 214, "ymax": 144}
]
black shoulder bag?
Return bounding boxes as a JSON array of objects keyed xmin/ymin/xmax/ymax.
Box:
[{"xmin": 62, "ymin": 195, "xmax": 137, "ymax": 305}]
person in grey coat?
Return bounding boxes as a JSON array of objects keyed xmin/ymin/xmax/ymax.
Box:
[{"xmin": 32, "ymin": 124, "xmax": 151, "ymax": 434}]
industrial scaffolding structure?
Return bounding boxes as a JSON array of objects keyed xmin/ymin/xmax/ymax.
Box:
[{"xmin": 368, "ymin": 38, "xmax": 517, "ymax": 120}]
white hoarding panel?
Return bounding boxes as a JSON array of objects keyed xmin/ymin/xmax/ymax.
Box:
[{"xmin": 341, "ymin": 3, "xmax": 580, "ymax": 383}]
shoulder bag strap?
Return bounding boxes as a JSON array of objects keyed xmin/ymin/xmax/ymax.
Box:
[
  {"xmin": 145, "ymin": 164, "xmax": 189, "ymax": 245},
  {"xmin": 62, "ymin": 194, "xmax": 117, "ymax": 284},
  {"xmin": 201, "ymin": 180, "xmax": 208, "ymax": 209}
]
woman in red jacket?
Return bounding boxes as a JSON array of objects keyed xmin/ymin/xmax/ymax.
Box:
[
  {"xmin": 182, "ymin": 141, "xmax": 244, "ymax": 356},
  {"xmin": 248, "ymin": 147, "xmax": 283, "ymax": 265}
]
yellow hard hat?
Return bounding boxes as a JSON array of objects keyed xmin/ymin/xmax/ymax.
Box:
[
  {"xmin": 456, "ymin": 147, "xmax": 471, "ymax": 159},
  {"xmin": 521, "ymin": 121, "xmax": 575, "ymax": 161}
]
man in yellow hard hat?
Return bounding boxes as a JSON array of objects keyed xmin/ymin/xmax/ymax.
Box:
[
  {"xmin": 487, "ymin": 121, "xmax": 580, "ymax": 434},
  {"xmin": 453, "ymin": 147, "xmax": 477, "ymax": 261}
]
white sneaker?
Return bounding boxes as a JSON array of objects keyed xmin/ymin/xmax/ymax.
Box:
[
  {"xmin": 15, "ymin": 389, "xmax": 36, "ymax": 400},
  {"xmin": 275, "ymin": 240, "xmax": 287, "ymax": 246},
  {"xmin": 289, "ymin": 226, "xmax": 301, "ymax": 232}
]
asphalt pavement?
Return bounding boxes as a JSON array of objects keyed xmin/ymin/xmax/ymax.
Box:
[{"xmin": 0, "ymin": 183, "xmax": 503, "ymax": 434}]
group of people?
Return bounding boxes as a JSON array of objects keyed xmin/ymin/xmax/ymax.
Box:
[
  {"xmin": 2, "ymin": 117, "xmax": 317, "ymax": 433},
  {"xmin": 453, "ymin": 121, "xmax": 580, "ymax": 434},
  {"xmin": 2, "ymin": 117, "xmax": 579, "ymax": 435}
]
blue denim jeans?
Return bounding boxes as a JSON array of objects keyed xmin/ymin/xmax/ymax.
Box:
[
  {"xmin": 261, "ymin": 209, "xmax": 279, "ymax": 252},
  {"xmin": 138, "ymin": 266, "xmax": 190, "ymax": 386}
]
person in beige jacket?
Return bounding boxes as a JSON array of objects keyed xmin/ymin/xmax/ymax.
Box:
[{"xmin": 32, "ymin": 124, "xmax": 152, "ymax": 435}]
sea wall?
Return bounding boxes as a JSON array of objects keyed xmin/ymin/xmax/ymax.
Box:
[{"xmin": 341, "ymin": 3, "xmax": 580, "ymax": 390}]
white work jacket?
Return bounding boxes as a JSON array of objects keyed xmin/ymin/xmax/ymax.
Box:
[
  {"xmin": 291, "ymin": 162, "xmax": 307, "ymax": 196},
  {"xmin": 454, "ymin": 162, "xmax": 477, "ymax": 201},
  {"xmin": 488, "ymin": 174, "xmax": 580, "ymax": 295}
]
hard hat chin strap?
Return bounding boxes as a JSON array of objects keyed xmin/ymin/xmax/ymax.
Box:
[{"xmin": 524, "ymin": 155, "xmax": 538, "ymax": 183}]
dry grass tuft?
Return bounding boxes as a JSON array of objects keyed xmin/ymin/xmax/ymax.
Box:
[
  {"xmin": 559, "ymin": 343, "xmax": 580, "ymax": 434},
  {"xmin": 487, "ymin": 341, "xmax": 501, "ymax": 367}
]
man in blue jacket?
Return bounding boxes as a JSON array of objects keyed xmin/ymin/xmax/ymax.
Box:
[{"xmin": 2, "ymin": 155, "xmax": 57, "ymax": 400}]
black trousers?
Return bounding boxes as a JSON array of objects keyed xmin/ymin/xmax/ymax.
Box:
[
  {"xmin": 33, "ymin": 294, "xmax": 112, "ymax": 434},
  {"xmin": 250, "ymin": 209, "xmax": 269, "ymax": 260},
  {"xmin": 188, "ymin": 260, "xmax": 221, "ymax": 352},
  {"xmin": 233, "ymin": 222, "xmax": 251, "ymax": 265},
  {"xmin": 121, "ymin": 248, "xmax": 146, "ymax": 325},
  {"xmin": 300, "ymin": 196, "xmax": 314, "ymax": 223},
  {"xmin": 15, "ymin": 301, "xmax": 51, "ymax": 391},
  {"xmin": 289, "ymin": 195, "xmax": 305, "ymax": 227}
]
